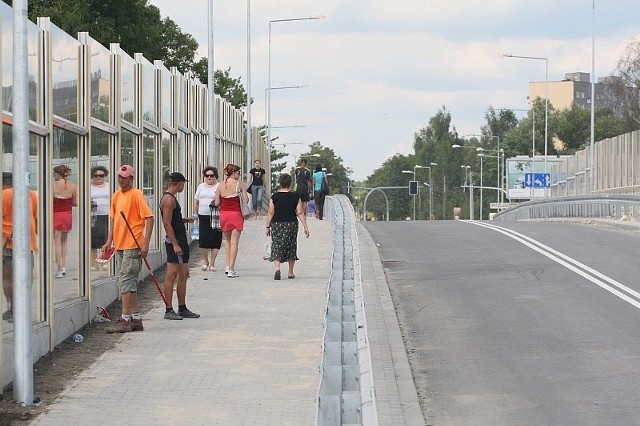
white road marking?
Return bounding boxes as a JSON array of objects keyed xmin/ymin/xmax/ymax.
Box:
[{"xmin": 466, "ymin": 221, "xmax": 640, "ymax": 309}]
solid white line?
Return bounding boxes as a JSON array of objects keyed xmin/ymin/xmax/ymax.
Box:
[{"xmin": 465, "ymin": 221, "xmax": 640, "ymax": 310}]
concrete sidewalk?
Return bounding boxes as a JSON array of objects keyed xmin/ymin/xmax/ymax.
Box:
[{"xmin": 32, "ymin": 218, "xmax": 333, "ymax": 425}]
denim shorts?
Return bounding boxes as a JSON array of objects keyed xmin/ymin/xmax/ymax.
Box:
[{"xmin": 116, "ymin": 249, "xmax": 142, "ymax": 294}]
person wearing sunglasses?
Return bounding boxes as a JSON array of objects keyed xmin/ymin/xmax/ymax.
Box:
[
  {"xmin": 193, "ymin": 166, "xmax": 222, "ymax": 271},
  {"xmin": 90, "ymin": 165, "xmax": 110, "ymax": 271}
]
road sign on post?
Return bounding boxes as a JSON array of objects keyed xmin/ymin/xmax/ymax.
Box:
[
  {"xmin": 524, "ymin": 173, "xmax": 550, "ymax": 188},
  {"xmin": 409, "ymin": 180, "xmax": 418, "ymax": 195}
]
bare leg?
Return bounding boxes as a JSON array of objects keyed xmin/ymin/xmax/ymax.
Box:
[
  {"xmin": 176, "ymin": 264, "xmax": 189, "ymax": 305},
  {"xmin": 54, "ymin": 230, "xmax": 63, "ymax": 271},
  {"xmin": 227, "ymin": 229, "xmax": 242, "ymax": 270},
  {"xmin": 288, "ymin": 259, "xmax": 296, "ymax": 277},
  {"xmin": 200, "ymin": 248, "xmax": 209, "ymax": 268},
  {"xmin": 60, "ymin": 232, "xmax": 69, "ymax": 270},
  {"xmin": 163, "ymin": 263, "xmax": 179, "ymax": 309},
  {"xmin": 121, "ymin": 292, "xmax": 139, "ymax": 315},
  {"xmin": 210, "ymin": 248, "xmax": 219, "ymax": 269},
  {"xmin": 223, "ymin": 231, "xmax": 232, "ymax": 269}
]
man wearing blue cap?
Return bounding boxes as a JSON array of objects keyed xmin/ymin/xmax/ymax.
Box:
[{"xmin": 160, "ymin": 172, "xmax": 200, "ymax": 320}]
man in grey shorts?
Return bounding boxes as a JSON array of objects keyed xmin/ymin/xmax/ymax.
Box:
[
  {"xmin": 103, "ymin": 165, "xmax": 154, "ymax": 333},
  {"xmin": 160, "ymin": 172, "xmax": 199, "ymax": 320}
]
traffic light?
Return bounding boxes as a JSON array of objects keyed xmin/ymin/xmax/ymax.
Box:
[{"xmin": 409, "ymin": 180, "xmax": 418, "ymax": 195}]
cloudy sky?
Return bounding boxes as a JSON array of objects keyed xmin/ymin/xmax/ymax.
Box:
[{"xmin": 149, "ymin": 0, "xmax": 640, "ymax": 180}]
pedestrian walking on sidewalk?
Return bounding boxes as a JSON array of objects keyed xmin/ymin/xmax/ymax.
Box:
[
  {"xmin": 312, "ymin": 164, "xmax": 329, "ymax": 220},
  {"xmin": 266, "ymin": 173, "xmax": 309, "ymax": 280},
  {"xmin": 248, "ymin": 159, "xmax": 266, "ymax": 219},
  {"xmin": 213, "ymin": 163, "xmax": 248, "ymax": 278},
  {"xmin": 294, "ymin": 159, "xmax": 313, "ymax": 217},
  {"xmin": 160, "ymin": 172, "xmax": 200, "ymax": 320},
  {"xmin": 194, "ymin": 166, "xmax": 222, "ymax": 271},
  {"xmin": 103, "ymin": 165, "xmax": 153, "ymax": 333}
]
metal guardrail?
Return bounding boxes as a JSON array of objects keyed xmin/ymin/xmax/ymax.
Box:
[
  {"xmin": 494, "ymin": 194, "xmax": 640, "ymax": 222},
  {"xmin": 317, "ymin": 195, "xmax": 378, "ymax": 426}
]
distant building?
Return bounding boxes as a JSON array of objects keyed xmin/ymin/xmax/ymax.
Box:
[{"xmin": 528, "ymin": 72, "xmax": 631, "ymax": 117}]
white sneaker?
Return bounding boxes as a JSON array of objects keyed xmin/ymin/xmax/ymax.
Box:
[
  {"xmin": 60, "ymin": 267, "xmax": 66, "ymax": 276},
  {"xmin": 227, "ymin": 270, "xmax": 239, "ymax": 278},
  {"xmin": 224, "ymin": 267, "xmax": 229, "ymax": 275},
  {"xmin": 55, "ymin": 270, "xmax": 64, "ymax": 279}
]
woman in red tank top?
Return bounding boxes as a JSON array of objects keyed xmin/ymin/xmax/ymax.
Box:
[{"xmin": 213, "ymin": 164, "xmax": 248, "ymax": 278}]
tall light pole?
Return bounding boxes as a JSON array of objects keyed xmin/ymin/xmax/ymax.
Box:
[
  {"xmin": 453, "ymin": 143, "xmax": 484, "ymax": 219},
  {"xmin": 503, "ymin": 54, "xmax": 549, "ymax": 196},
  {"xmin": 461, "ymin": 165, "xmax": 472, "ymax": 219},
  {"xmin": 246, "ymin": 0, "xmax": 252, "ymax": 177},
  {"xmin": 264, "ymin": 85, "xmax": 309, "ymax": 130},
  {"xmin": 589, "ymin": 0, "xmax": 596, "ymax": 193},
  {"xmin": 428, "ymin": 163, "xmax": 437, "ymax": 220},
  {"xmin": 466, "ymin": 134, "xmax": 500, "ymax": 203},
  {"xmin": 478, "ymin": 149, "xmax": 484, "ymax": 219},
  {"xmin": 267, "ymin": 16, "xmax": 323, "ymax": 174},
  {"xmin": 207, "ymin": 0, "xmax": 216, "ymax": 166}
]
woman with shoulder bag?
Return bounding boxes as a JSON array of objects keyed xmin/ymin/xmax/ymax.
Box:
[
  {"xmin": 194, "ymin": 166, "xmax": 222, "ymax": 271},
  {"xmin": 213, "ymin": 163, "xmax": 248, "ymax": 278},
  {"xmin": 266, "ymin": 173, "xmax": 309, "ymax": 280}
]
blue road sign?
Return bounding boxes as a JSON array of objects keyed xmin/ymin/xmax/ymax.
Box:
[{"xmin": 524, "ymin": 173, "xmax": 550, "ymax": 188}]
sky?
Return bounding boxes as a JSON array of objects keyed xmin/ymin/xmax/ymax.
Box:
[{"xmin": 149, "ymin": 0, "xmax": 640, "ymax": 181}]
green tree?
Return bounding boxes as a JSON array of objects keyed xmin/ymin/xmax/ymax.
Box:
[
  {"xmin": 613, "ymin": 38, "xmax": 640, "ymax": 131},
  {"xmin": 191, "ymin": 65, "xmax": 249, "ymax": 109},
  {"xmin": 8, "ymin": 0, "xmax": 248, "ymax": 108},
  {"xmin": 269, "ymin": 148, "xmax": 288, "ymax": 193},
  {"xmin": 365, "ymin": 154, "xmax": 415, "ymax": 220},
  {"xmin": 553, "ymin": 104, "xmax": 625, "ymax": 153},
  {"xmin": 303, "ymin": 141, "xmax": 352, "ymax": 195},
  {"xmin": 413, "ymin": 107, "xmax": 462, "ymax": 219}
]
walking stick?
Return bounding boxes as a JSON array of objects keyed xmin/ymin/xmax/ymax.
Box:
[{"xmin": 119, "ymin": 211, "xmax": 168, "ymax": 306}]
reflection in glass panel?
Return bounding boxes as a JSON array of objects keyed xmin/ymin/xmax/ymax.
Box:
[
  {"xmin": 161, "ymin": 131, "xmax": 172, "ymax": 192},
  {"xmin": 142, "ymin": 130, "xmax": 158, "ymax": 250},
  {"xmin": 89, "ymin": 38, "xmax": 112, "ymax": 123},
  {"xmin": 52, "ymin": 127, "xmax": 81, "ymax": 303},
  {"xmin": 120, "ymin": 51, "xmax": 136, "ymax": 124},
  {"xmin": 90, "ymin": 128, "xmax": 111, "ymax": 279},
  {"xmin": 120, "ymin": 130, "xmax": 135, "ymax": 167},
  {"xmin": 1, "ymin": 3, "xmax": 41, "ymax": 121},
  {"xmin": 177, "ymin": 75, "xmax": 186, "ymax": 127},
  {"xmin": 1, "ymin": 125, "xmax": 42, "ymax": 330},
  {"xmin": 50, "ymin": 25, "xmax": 80, "ymax": 123},
  {"xmin": 161, "ymin": 131, "xmax": 172, "ymax": 242},
  {"xmin": 142, "ymin": 59, "xmax": 156, "ymax": 125},
  {"xmin": 161, "ymin": 68, "xmax": 172, "ymax": 127}
]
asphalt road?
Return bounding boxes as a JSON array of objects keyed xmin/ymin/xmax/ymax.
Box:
[{"xmin": 364, "ymin": 220, "xmax": 640, "ymax": 426}]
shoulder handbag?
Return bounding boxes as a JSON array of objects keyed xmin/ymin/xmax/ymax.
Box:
[
  {"xmin": 236, "ymin": 181, "xmax": 253, "ymax": 219},
  {"xmin": 209, "ymin": 202, "xmax": 221, "ymax": 230}
]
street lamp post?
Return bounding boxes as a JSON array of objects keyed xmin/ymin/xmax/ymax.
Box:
[
  {"xmin": 452, "ymin": 143, "xmax": 483, "ymax": 219},
  {"xmin": 502, "ymin": 53, "xmax": 549, "ymax": 197},
  {"xmin": 466, "ymin": 134, "xmax": 501, "ymax": 204},
  {"xmin": 207, "ymin": 0, "xmax": 216, "ymax": 166},
  {"xmin": 403, "ymin": 164, "xmax": 435, "ymax": 220},
  {"xmin": 267, "ymin": 16, "xmax": 323, "ymax": 172}
]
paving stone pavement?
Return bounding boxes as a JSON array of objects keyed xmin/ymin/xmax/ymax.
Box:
[
  {"xmin": 31, "ymin": 218, "xmax": 332, "ymax": 425},
  {"xmin": 30, "ymin": 213, "xmax": 424, "ymax": 425}
]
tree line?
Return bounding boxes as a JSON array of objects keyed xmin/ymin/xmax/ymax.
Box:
[{"xmin": 3, "ymin": 0, "xmax": 247, "ymax": 108}]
